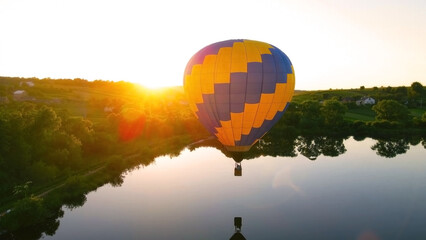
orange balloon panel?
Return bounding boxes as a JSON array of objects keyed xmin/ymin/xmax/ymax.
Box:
[{"xmin": 184, "ymin": 39, "xmax": 295, "ymax": 152}]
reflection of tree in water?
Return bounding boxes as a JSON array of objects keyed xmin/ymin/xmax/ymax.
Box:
[
  {"xmin": 190, "ymin": 134, "xmax": 348, "ymax": 161},
  {"xmin": 252, "ymin": 133, "xmax": 298, "ymax": 158},
  {"xmin": 296, "ymin": 136, "xmax": 321, "ymax": 160},
  {"xmin": 371, "ymin": 138, "xmax": 410, "ymax": 158},
  {"xmin": 63, "ymin": 193, "xmax": 87, "ymax": 210},
  {"xmin": 408, "ymin": 136, "xmax": 422, "ymax": 146},
  {"xmin": 296, "ymin": 136, "xmax": 347, "ymax": 160},
  {"xmin": 109, "ymin": 175, "xmax": 124, "ymax": 187},
  {"xmin": 320, "ymin": 137, "xmax": 347, "ymax": 157}
]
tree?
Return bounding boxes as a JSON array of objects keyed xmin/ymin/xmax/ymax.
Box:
[
  {"xmin": 372, "ymin": 100, "xmax": 410, "ymax": 122},
  {"xmin": 13, "ymin": 181, "xmax": 32, "ymax": 198},
  {"xmin": 410, "ymin": 82, "xmax": 424, "ymax": 98},
  {"xmin": 408, "ymin": 82, "xmax": 424, "ymax": 107},
  {"xmin": 299, "ymin": 100, "xmax": 322, "ymax": 128},
  {"xmin": 0, "ymin": 196, "xmax": 51, "ymax": 231},
  {"xmin": 279, "ymin": 103, "xmax": 301, "ymax": 126},
  {"xmin": 321, "ymin": 99, "xmax": 347, "ymax": 126},
  {"xmin": 31, "ymin": 105, "xmax": 61, "ymax": 135}
]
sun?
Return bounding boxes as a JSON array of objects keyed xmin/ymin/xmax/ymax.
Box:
[
  {"xmin": 129, "ymin": 78, "xmax": 180, "ymax": 90},
  {"xmin": 135, "ymin": 80, "xmax": 175, "ymax": 89}
]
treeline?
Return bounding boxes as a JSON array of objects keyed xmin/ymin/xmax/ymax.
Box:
[
  {"xmin": 294, "ymin": 82, "xmax": 425, "ymax": 108},
  {"xmin": 0, "ymin": 76, "xmax": 143, "ymax": 91},
  {"xmin": 0, "ymin": 102, "xmax": 113, "ymax": 199},
  {"xmin": 275, "ymin": 98, "xmax": 426, "ymax": 137}
]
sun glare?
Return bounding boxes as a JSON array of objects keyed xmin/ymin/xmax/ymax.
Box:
[{"xmin": 135, "ymin": 80, "xmax": 179, "ymax": 90}]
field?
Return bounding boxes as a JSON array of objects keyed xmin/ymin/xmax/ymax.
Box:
[{"xmin": 344, "ymin": 107, "xmax": 376, "ymax": 121}]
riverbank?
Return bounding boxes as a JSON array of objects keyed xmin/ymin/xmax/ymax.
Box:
[{"xmin": 0, "ymin": 134, "xmax": 201, "ymax": 236}]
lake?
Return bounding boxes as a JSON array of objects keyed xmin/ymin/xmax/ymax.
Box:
[{"xmin": 43, "ymin": 137, "xmax": 426, "ymax": 239}]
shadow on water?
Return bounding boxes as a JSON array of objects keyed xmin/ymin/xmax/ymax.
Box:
[{"xmin": 1, "ymin": 134, "xmax": 425, "ymax": 239}]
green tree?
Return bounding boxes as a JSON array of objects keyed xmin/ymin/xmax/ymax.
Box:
[
  {"xmin": 46, "ymin": 132, "xmax": 82, "ymax": 169},
  {"xmin": 372, "ymin": 100, "xmax": 410, "ymax": 122},
  {"xmin": 13, "ymin": 181, "xmax": 32, "ymax": 198},
  {"xmin": 31, "ymin": 105, "xmax": 61, "ymax": 136},
  {"xmin": 63, "ymin": 117, "xmax": 94, "ymax": 143},
  {"xmin": 0, "ymin": 196, "xmax": 50, "ymax": 231},
  {"xmin": 279, "ymin": 103, "xmax": 301, "ymax": 126},
  {"xmin": 409, "ymin": 82, "xmax": 424, "ymax": 99},
  {"xmin": 299, "ymin": 100, "xmax": 322, "ymax": 128},
  {"xmin": 321, "ymin": 99, "xmax": 347, "ymax": 126},
  {"xmin": 29, "ymin": 161, "xmax": 58, "ymax": 183}
]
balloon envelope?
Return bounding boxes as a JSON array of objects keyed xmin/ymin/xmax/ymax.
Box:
[{"xmin": 184, "ymin": 39, "xmax": 295, "ymax": 152}]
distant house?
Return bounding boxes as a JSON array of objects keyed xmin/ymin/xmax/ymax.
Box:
[
  {"xmin": 13, "ymin": 90, "xmax": 35, "ymax": 101},
  {"xmin": 14, "ymin": 90, "xmax": 25, "ymax": 95},
  {"xmin": 13, "ymin": 90, "xmax": 27, "ymax": 101},
  {"xmin": 19, "ymin": 81, "xmax": 35, "ymax": 87},
  {"xmin": 356, "ymin": 96, "xmax": 376, "ymax": 106}
]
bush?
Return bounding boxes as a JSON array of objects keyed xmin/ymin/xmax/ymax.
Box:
[
  {"xmin": 368, "ymin": 120, "xmax": 402, "ymax": 129},
  {"xmin": 350, "ymin": 120, "xmax": 370, "ymax": 134}
]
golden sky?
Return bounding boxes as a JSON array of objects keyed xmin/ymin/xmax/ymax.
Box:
[{"xmin": 0, "ymin": 0, "xmax": 425, "ymax": 89}]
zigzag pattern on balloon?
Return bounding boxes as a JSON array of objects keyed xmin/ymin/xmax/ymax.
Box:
[{"xmin": 184, "ymin": 39, "xmax": 295, "ymax": 150}]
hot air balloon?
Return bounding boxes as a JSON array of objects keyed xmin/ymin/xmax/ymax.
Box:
[{"xmin": 184, "ymin": 39, "xmax": 295, "ymax": 152}]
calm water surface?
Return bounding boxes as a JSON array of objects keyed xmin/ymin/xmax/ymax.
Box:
[{"xmin": 44, "ymin": 137, "xmax": 426, "ymax": 239}]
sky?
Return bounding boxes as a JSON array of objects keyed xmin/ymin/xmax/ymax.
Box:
[{"xmin": 0, "ymin": 0, "xmax": 425, "ymax": 90}]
